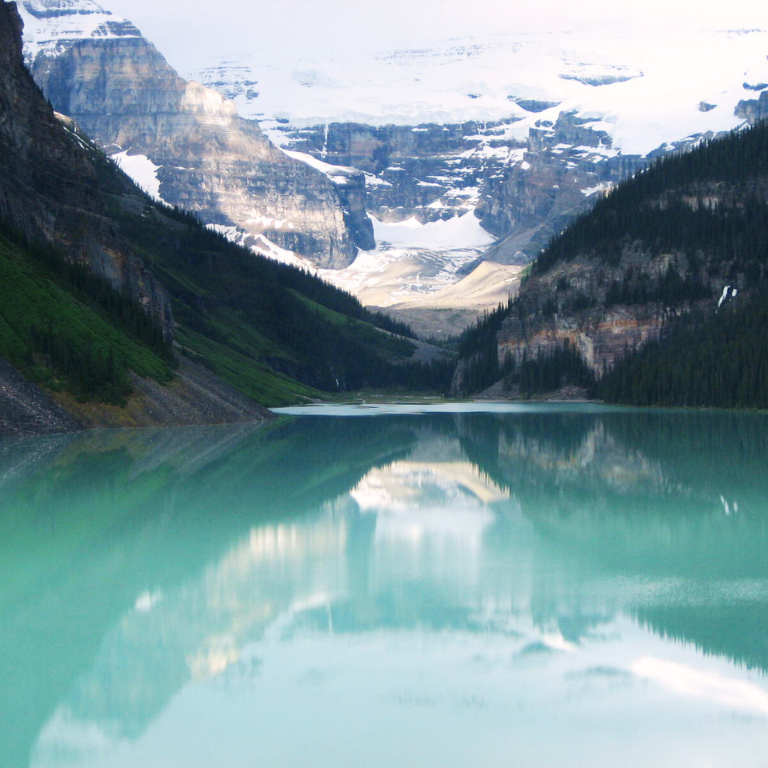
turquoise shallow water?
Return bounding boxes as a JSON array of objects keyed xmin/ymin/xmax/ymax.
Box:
[{"xmin": 2, "ymin": 404, "xmax": 768, "ymax": 767}]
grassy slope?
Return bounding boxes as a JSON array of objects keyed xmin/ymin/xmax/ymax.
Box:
[
  {"xmin": 0, "ymin": 234, "xmax": 172, "ymax": 403},
  {"xmin": 1, "ymin": 123, "xmax": 424, "ymax": 409},
  {"xmin": 0, "ymin": 179, "xmax": 422, "ymax": 410}
]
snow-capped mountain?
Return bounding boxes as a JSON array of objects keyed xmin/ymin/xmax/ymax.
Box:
[
  {"xmin": 191, "ymin": 22, "xmax": 768, "ymax": 272},
  {"xmin": 17, "ymin": 0, "xmax": 768, "ymax": 324},
  {"xmin": 16, "ymin": 0, "xmax": 370, "ymax": 270},
  {"xmin": 18, "ymin": 0, "xmax": 140, "ymax": 59},
  {"xmin": 192, "ymin": 26, "xmax": 768, "ymax": 155}
]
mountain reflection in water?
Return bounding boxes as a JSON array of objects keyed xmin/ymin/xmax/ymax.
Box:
[{"xmin": 1, "ymin": 405, "xmax": 768, "ymax": 768}]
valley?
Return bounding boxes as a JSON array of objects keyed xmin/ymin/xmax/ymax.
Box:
[
  {"xmin": 2, "ymin": 0, "xmax": 768, "ymax": 432},
  {"xmin": 18, "ymin": 0, "xmax": 768, "ymax": 328}
]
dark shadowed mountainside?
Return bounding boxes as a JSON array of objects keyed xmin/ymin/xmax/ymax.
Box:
[{"xmin": 0, "ymin": 1, "xmax": 445, "ymax": 434}]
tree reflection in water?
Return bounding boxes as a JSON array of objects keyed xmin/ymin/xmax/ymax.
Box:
[{"xmin": 1, "ymin": 405, "xmax": 767, "ymax": 768}]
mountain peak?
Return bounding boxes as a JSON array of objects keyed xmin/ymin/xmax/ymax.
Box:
[
  {"xmin": 22, "ymin": 0, "xmax": 106, "ymax": 16},
  {"xmin": 18, "ymin": 0, "xmax": 140, "ymax": 62}
]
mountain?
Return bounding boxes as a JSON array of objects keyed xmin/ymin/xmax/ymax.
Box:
[
  {"xmin": 195, "ymin": 24, "xmax": 768, "ymax": 268},
  {"xmin": 23, "ymin": 2, "xmax": 768, "ymax": 325},
  {"xmin": 0, "ymin": 1, "xmax": 447, "ymax": 435},
  {"xmin": 17, "ymin": 0, "xmax": 370, "ymax": 270},
  {"xmin": 453, "ymin": 115, "xmax": 768, "ymax": 408},
  {"xmin": 18, "ymin": 2, "xmax": 768, "ymax": 339}
]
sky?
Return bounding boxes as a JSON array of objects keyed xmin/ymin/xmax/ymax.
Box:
[{"xmin": 100, "ymin": 0, "xmax": 768, "ymax": 75}]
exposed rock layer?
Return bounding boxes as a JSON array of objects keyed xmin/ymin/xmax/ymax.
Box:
[
  {"xmin": 477, "ymin": 112, "xmax": 701, "ymax": 264},
  {"xmin": 278, "ymin": 120, "xmax": 510, "ymax": 227},
  {"xmin": 492, "ymin": 184, "xmax": 767, "ymax": 389}
]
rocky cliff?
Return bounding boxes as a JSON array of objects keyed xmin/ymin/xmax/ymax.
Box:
[
  {"xmin": 496, "ymin": 254, "xmax": 672, "ymax": 376},
  {"xmin": 477, "ymin": 112, "xmax": 657, "ymax": 264},
  {"xmin": 0, "ymin": 0, "xmax": 172, "ymax": 335},
  {"xmin": 276, "ymin": 121, "xmax": 510, "ymax": 226},
  {"xmin": 272, "ymin": 114, "xmax": 690, "ymax": 266},
  {"xmin": 19, "ymin": 0, "xmax": 363, "ymax": 268},
  {"xmin": 736, "ymin": 90, "xmax": 768, "ymax": 124}
]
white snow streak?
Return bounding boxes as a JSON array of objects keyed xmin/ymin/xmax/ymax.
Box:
[{"xmin": 111, "ymin": 150, "xmax": 164, "ymax": 202}]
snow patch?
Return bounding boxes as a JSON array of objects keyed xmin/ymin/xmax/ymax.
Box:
[
  {"xmin": 581, "ymin": 182, "xmax": 614, "ymax": 197},
  {"xmin": 111, "ymin": 150, "xmax": 164, "ymax": 202},
  {"xmin": 206, "ymin": 224, "xmax": 316, "ymax": 271},
  {"xmin": 317, "ymin": 214, "xmax": 497, "ymax": 308},
  {"xmin": 245, "ymin": 215, "xmax": 296, "ymax": 231},
  {"xmin": 281, "ymin": 149, "xmax": 358, "ymax": 177},
  {"xmin": 371, "ymin": 213, "xmax": 495, "ymax": 250},
  {"xmin": 717, "ymin": 285, "xmax": 738, "ymax": 309},
  {"xmin": 364, "ymin": 173, "xmax": 393, "ymax": 188},
  {"xmin": 18, "ymin": 0, "xmax": 139, "ymax": 62}
]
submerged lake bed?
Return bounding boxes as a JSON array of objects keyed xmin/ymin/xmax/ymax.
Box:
[{"xmin": 2, "ymin": 404, "xmax": 768, "ymax": 767}]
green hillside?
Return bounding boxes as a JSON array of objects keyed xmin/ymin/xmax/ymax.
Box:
[
  {"xmin": 0, "ymin": 229, "xmax": 172, "ymax": 405},
  {"xmin": 0, "ymin": 193, "xmax": 442, "ymax": 408},
  {"xmin": 0, "ymin": 122, "xmax": 448, "ymax": 411},
  {"xmin": 99, "ymin": 196, "xmax": 440, "ymax": 405}
]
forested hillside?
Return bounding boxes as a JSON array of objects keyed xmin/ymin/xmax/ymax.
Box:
[
  {"xmin": 0, "ymin": 0, "xmax": 449, "ymax": 433},
  {"xmin": 454, "ymin": 120, "xmax": 768, "ymax": 408}
]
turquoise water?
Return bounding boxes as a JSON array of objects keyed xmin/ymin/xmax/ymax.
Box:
[{"xmin": 2, "ymin": 404, "xmax": 768, "ymax": 767}]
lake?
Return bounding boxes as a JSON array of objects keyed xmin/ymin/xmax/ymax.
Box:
[{"xmin": 2, "ymin": 403, "xmax": 768, "ymax": 767}]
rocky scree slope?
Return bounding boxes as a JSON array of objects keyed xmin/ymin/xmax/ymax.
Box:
[
  {"xmin": 19, "ymin": 0, "xmax": 365, "ymax": 269},
  {"xmin": 453, "ymin": 116, "xmax": 768, "ymax": 404}
]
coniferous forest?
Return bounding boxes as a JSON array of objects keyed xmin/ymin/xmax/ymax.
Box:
[
  {"xmin": 456, "ymin": 120, "xmax": 768, "ymax": 408},
  {"xmin": 0, "ymin": 188, "xmax": 453, "ymax": 408}
]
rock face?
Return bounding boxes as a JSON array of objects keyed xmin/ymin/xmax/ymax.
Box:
[
  {"xmin": 326, "ymin": 166, "xmax": 376, "ymax": 252},
  {"xmin": 275, "ymin": 114, "xmax": 700, "ymax": 267},
  {"xmin": 496, "ymin": 259, "xmax": 671, "ymax": 376},
  {"xmin": 275, "ymin": 120, "xmax": 518, "ymax": 226},
  {"xmin": 19, "ymin": 0, "xmax": 362, "ymax": 268},
  {"xmin": 476, "ymin": 112, "xmax": 704, "ymax": 264},
  {"xmin": 736, "ymin": 91, "xmax": 768, "ymax": 123},
  {"xmin": 0, "ymin": 0, "xmax": 173, "ymax": 336}
]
